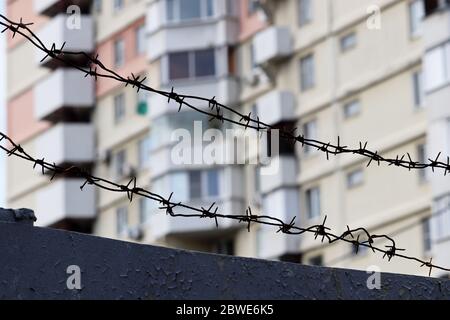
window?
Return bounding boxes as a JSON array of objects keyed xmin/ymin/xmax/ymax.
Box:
[
  {"xmin": 423, "ymin": 218, "xmax": 432, "ymax": 252},
  {"xmin": 308, "ymin": 255, "xmax": 323, "ymax": 266},
  {"xmin": 413, "ymin": 70, "xmax": 424, "ymax": 108},
  {"xmin": 113, "ymin": 149, "xmax": 127, "ymax": 179},
  {"xmin": 340, "ymin": 32, "xmax": 357, "ymax": 52},
  {"xmin": 298, "ymin": 0, "xmax": 312, "ymax": 26},
  {"xmin": 433, "ymin": 194, "xmax": 450, "ymax": 241},
  {"xmin": 424, "ymin": 42, "xmax": 450, "ymax": 92},
  {"xmin": 303, "ymin": 120, "xmax": 317, "ymax": 155},
  {"xmin": 306, "ymin": 187, "xmax": 321, "ymax": 220},
  {"xmin": 138, "ymin": 138, "xmax": 150, "ymax": 169},
  {"xmin": 166, "ymin": 0, "xmax": 214, "ymax": 22},
  {"xmin": 114, "ymin": 39, "xmax": 125, "ymax": 67},
  {"xmin": 417, "ymin": 144, "xmax": 429, "ymax": 182},
  {"xmin": 300, "ymin": 54, "xmax": 315, "ymax": 91},
  {"xmin": 93, "ymin": 0, "xmax": 102, "ymax": 13},
  {"xmin": 114, "ymin": 93, "xmax": 126, "ymax": 124},
  {"xmin": 189, "ymin": 171, "xmax": 202, "ymax": 199},
  {"xmin": 409, "ymin": 0, "xmax": 425, "ymax": 37},
  {"xmin": 213, "ymin": 239, "xmax": 234, "ymax": 255},
  {"xmin": 168, "ymin": 49, "xmax": 216, "ymax": 81},
  {"xmin": 343, "ymin": 100, "xmax": 361, "ymax": 118},
  {"xmin": 347, "ymin": 169, "xmax": 364, "ymax": 189},
  {"xmin": 250, "ymin": 43, "xmax": 257, "ymax": 70},
  {"xmin": 188, "ymin": 169, "xmax": 220, "ymax": 200},
  {"xmin": 113, "ymin": 0, "xmax": 124, "ymax": 12},
  {"xmin": 135, "ymin": 25, "xmax": 146, "ymax": 55},
  {"xmin": 139, "ymin": 198, "xmax": 149, "ymax": 225},
  {"xmin": 248, "ymin": 0, "xmax": 259, "ymax": 15},
  {"xmin": 254, "ymin": 166, "xmax": 261, "ymax": 195},
  {"xmin": 116, "ymin": 207, "xmax": 128, "ymax": 235},
  {"xmin": 194, "ymin": 49, "xmax": 216, "ymax": 77}
]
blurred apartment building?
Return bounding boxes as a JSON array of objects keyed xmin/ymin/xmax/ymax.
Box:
[{"xmin": 4, "ymin": 0, "xmax": 450, "ymax": 277}]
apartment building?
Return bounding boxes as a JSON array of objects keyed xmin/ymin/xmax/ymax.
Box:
[{"xmin": 5, "ymin": 0, "xmax": 450, "ymax": 277}]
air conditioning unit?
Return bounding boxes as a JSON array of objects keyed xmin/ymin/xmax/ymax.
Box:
[{"xmin": 128, "ymin": 226, "xmax": 144, "ymax": 241}]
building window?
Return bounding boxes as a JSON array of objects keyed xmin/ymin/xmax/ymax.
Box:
[
  {"xmin": 250, "ymin": 43, "xmax": 257, "ymax": 70},
  {"xmin": 135, "ymin": 25, "xmax": 146, "ymax": 55},
  {"xmin": 113, "ymin": 149, "xmax": 127, "ymax": 179},
  {"xmin": 423, "ymin": 217, "xmax": 432, "ymax": 252},
  {"xmin": 114, "ymin": 38, "xmax": 125, "ymax": 67},
  {"xmin": 413, "ymin": 70, "xmax": 424, "ymax": 108},
  {"xmin": 166, "ymin": 0, "xmax": 214, "ymax": 22},
  {"xmin": 303, "ymin": 120, "xmax": 317, "ymax": 155},
  {"xmin": 433, "ymin": 194, "xmax": 450, "ymax": 241},
  {"xmin": 139, "ymin": 198, "xmax": 149, "ymax": 225},
  {"xmin": 93, "ymin": 0, "xmax": 102, "ymax": 13},
  {"xmin": 343, "ymin": 100, "xmax": 361, "ymax": 118},
  {"xmin": 424, "ymin": 41, "xmax": 450, "ymax": 92},
  {"xmin": 113, "ymin": 0, "xmax": 124, "ymax": 12},
  {"xmin": 347, "ymin": 169, "xmax": 364, "ymax": 189},
  {"xmin": 116, "ymin": 207, "xmax": 128, "ymax": 235},
  {"xmin": 417, "ymin": 144, "xmax": 428, "ymax": 182},
  {"xmin": 168, "ymin": 49, "xmax": 216, "ymax": 81},
  {"xmin": 300, "ymin": 54, "xmax": 315, "ymax": 91},
  {"xmin": 188, "ymin": 169, "xmax": 220, "ymax": 200},
  {"xmin": 306, "ymin": 187, "xmax": 321, "ymax": 220},
  {"xmin": 114, "ymin": 93, "xmax": 126, "ymax": 124},
  {"xmin": 308, "ymin": 255, "xmax": 323, "ymax": 266},
  {"xmin": 298, "ymin": 0, "xmax": 312, "ymax": 26},
  {"xmin": 248, "ymin": 0, "xmax": 259, "ymax": 15},
  {"xmin": 409, "ymin": 0, "xmax": 425, "ymax": 37},
  {"xmin": 340, "ymin": 32, "xmax": 357, "ymax": 52},
  {"xmin": 138, "ymin": 137, "xmax": 150, "ymax": 169},
  {"xmin": 213, "ymin": 239, "xmax": 234, "ymax": 255}
]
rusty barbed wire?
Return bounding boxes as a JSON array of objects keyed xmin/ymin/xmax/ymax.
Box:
[
  {"xmin": 1, "ymin": 14, "xmax": 450, "ymax": 177},
  {"xmin": 0, "ymin": 130, "xmax": 448, "ymax": 275},
  {"xmin": 0, "ymin": 15, "xmax": 449, "ymax": 276}
]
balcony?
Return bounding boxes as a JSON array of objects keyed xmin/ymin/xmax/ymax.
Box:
[
  {"xmin": 149, "ymin": 77, "xmax": 239, "ymax": 119},
  {"xmin": 260, "ymin": 156, "xmax": 298, "ymax": 194},
  {"xmin": 149, "ymin": 198, "xmax": 244, "ymax": 239},
  {"xmin": 258, "ymin": 188, "xmax": 300, "ymax": 259},
  {"xmin": 256, "ymin": 91, "xmax": 296, "ymax": 126},
  {"xmin": 34, "ymin": 0, "xmax": 92, "ymax": 16},
  {"xmin": 36, "ymin": 123, "xmax": 95, "ymax": 167},
  {"xmin": 35, "ymin": 179, "xmax": 96, "ymax": 227},
  {"xmin": 253, "ymin": 26, "xmax": 293, "ymax": 65},
  {"xmin": 147, "ymin": 1, "xmax": 238, "ymax": 60},
  {"xmin": 35, "ymin": 14, "xmax": 94, "ymax": 68},
  {"xmin": 34, "ymin": 69, "xmax": 94, "ymax": 122}
]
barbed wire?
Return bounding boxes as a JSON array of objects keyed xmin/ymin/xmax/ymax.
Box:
[
  {"xmin": 0, "ymin": 129, "xmax": 445, "ymax": 276},
  {"xmin": 327, "ymin": 204, "xmax": 449, "ymax": 269},
  {"xmin": 1, "ymin": 14, "xmax": 450, "ymax": 177},
  {"xmin": 0, "ymin": 15, "xmax": 447, "ymax": 276}
]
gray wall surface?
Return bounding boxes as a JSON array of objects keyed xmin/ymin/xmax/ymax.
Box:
[{"xmin": 0, "ymin": 209, "xmax": 449, "ymax": 300}]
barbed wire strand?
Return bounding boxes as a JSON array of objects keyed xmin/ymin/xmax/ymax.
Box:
[
  {"xmin": 1, "ymin": 14, "xmax": 450, "ymax": 176},
  {"xmin": 0, "ymin": 129, "xmax": 444, "ymax": 276},
  {"xmin": 0, "ymin": 15, "xmax": 445, "ymax": 276},
  {"xmin": 327, "ymin": 204, "xmax": 448, "ymax": 270}
]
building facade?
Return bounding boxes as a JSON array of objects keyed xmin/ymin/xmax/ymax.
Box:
[{"xmin": 5, "ymin": 0, "xmax": 450, "ymax": 277}]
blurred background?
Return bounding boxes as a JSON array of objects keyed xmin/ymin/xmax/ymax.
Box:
[{"xmin": 2, "ymin": 0, "xmax": 450, "ymax": 278}]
